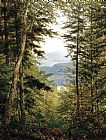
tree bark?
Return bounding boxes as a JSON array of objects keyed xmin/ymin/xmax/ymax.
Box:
[
  {"xmin": 76, "ymin": 13, "xmax": 80, "ymax": 116},
  {"xmin": 90, "ymin": 4, "xmax": 94, "ymax": 115},
  {"xmin": 19, "ymin": 62, "xmax": 25, "ymax": 124},
  {"xmin": 4, "ymin": 1, "xmax": 29, "ymax": 125},
  {"xmin": 4, "ymin": 0, "xmax": 9, "ymax": 63}
]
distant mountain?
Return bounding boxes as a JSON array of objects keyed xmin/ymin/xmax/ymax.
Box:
[
  {"xmin": 39, "ymin": 62, "xmax": 73, "ymax": 86},
  {"xmin": 40, "ymin": 51, "xmax": 70, "ymax": 66}
]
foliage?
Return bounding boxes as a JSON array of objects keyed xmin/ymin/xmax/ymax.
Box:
[
  {"xmin": 0, "ymin": 0, "xmax": 106, "ymax": 139},
  {"xmin": 61, "ymin": 0, "xmax": 106, "ymax": 139}
]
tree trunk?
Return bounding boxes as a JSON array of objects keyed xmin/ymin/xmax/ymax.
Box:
[
  {"xmin": 19, "ymin": 62, "xmax": 25, "ymax": 124},
  {"xmin": 76, "ymin": 15, "xmax": 80, "ymax": 116},
  {"xmin": 4, "ymin": 0, "xmax": 9, "ymax": 63},
  {"xmin": 4, "ymin": 1, "xmax": 29, "ymax": 125},
  {"xmin": 90, "ymin": 4, "xmax": 94, "ymax": 115}
]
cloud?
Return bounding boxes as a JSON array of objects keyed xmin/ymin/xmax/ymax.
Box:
[{"xmin": 42, "ymin": 37, "xmax": 67, "ymax": 54}]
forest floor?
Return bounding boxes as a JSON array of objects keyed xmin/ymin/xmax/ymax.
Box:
[
  {"xmin": 0, "ymin": 123, "xmax": 69, "ymax": 140},
  {"xmin": 1, "ymin": 123, "xmax": 105, "ymax": 140}
]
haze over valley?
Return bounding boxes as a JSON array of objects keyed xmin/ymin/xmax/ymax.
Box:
[{"xmin": 39, "ymin": 51, "xmax": 72, "ymax": 86}]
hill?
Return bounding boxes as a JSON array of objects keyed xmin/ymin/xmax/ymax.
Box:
[
  {"xmin": 39, "ymin": 62, "xmax": 73, "ymax": 86},
  {"xmin": 40, "ymin": 51, "xmax": 70, "ymax": 66}
]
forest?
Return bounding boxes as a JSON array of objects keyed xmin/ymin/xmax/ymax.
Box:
[{"xmin": 0, "ymin": 0, "xmax": 106, "ymax": 140}]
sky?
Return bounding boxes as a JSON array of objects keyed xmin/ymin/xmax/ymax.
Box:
[
  {"xmin": 41, "ymin": 37, "xmax": 67, "ymax": 54},
  {"xmin": 41, "ymin": 11, "xmax": 68, "ymax": 54},
  {"xmin": 39, "ymin": 11, "xmax": 70, "ymax": 66}
]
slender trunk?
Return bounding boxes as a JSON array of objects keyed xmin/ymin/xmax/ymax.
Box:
[
  {"xmin": 96, "ymin": 85, "xmax": 99, "ymax": 112},
  {"xmin": 14, "ymin": 0, "xmax": 19, "ymax": 60},
  {"xmin": 90, "ymin": 5, "xmax": 94, "ymax": 115},
  {"xmin": 4, "ymin": 0, "xmax": 9, "ymax": 63},
  {"xmin": 19, "ymin": 62, "xmax": 25, "ymax": 124},
  {"xmin": 76, "ymin": 17, "xmax": 80, "ymax": 115},
  {"xmin": 4, "ymin": 2, "xmax": 28, "ymax": 124}
]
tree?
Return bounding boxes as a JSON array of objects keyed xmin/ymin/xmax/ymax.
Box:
[
  {"xmin": 63, "ymin": 0, "xmax": 86, "ymax": 116},
  {"xmin": 61, "ymin": 0, "xmax": 106, "ymax": 138},
  {"xmin": 0, "ymin": 0, "xmax": 55, "ymax": 125}
]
